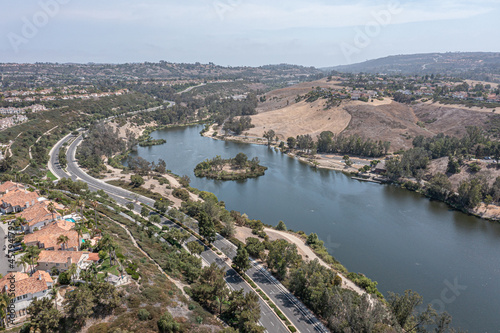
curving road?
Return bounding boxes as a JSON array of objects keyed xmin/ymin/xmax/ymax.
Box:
[
  {"xmin": 49, "ymin": 133, "xmax": 290, "ymax": 332},
  {"xmin": 49, "ymin": 131, "xmax": 330, "ymax": 333}
]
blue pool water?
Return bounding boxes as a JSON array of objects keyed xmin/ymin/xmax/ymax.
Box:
[{"xmin": 65, "ymin": 218, "xmax": 76, "ymax": 223}]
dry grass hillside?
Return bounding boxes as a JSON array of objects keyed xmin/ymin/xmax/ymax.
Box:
[
  {"xmin": 246, "ymin": 98, "xmax": 351, "ymax": 140},
  {"xmin": 248, "ymin": 80, "xmax": 500, "ymax": 152},
  {"xmin": 257, "ymin": 78, "xmax": 343, "ymax": 113},
  {"xmin": 341, "ymin": 102, "xmax": 430, "ymax": 151}
]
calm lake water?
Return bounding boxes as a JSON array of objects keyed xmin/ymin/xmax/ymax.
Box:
[{"xmin": 130, "ymin": 125, "xmax": 500, "ymax": 332}]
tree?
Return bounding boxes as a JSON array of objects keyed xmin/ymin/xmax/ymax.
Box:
[
  {"xmin": 21, "ymin": 246, "xmax": 41, "ymax": 274},
  {"xmin": 90, "ymin": 200, "xmax": 99, "ymax": 229},
  {"xmin": 155, "ymin": 158, "xmax": 167, "ymax": 174},
  {"xmin": 276, "ymin": 220, "xmax": 287, "ymax": 231},
  {"xmin": 343, "ymin": 155, "xmax": 353, "ymax": 167},
  {"xmin": 198, "ymin": 211, "xmax": 216, "ymax": 243},
  {"xmin": 224, "ymin": 290, "xmax": 264, "ymax": 333},
  {"xmin": 191, "ymin": 263, "xmax": 229, "ymax": 314},
  {"xmin": 287, "ymin": 137, "xmax": 297, "ymax": 149},
  {"xmin": 245, "ymin": 237, "xmax": 265, "ymax": 259},
  {"xmin": 90, "ymin": 282, "xmax": 121, "ymax": 315},
  {"xmin": 130, "ymin": 174, "xmax": 145, "ymax": 187},
  {"xmin": 426, "ymin": 173, "xmax": 452, "ymax": 201},
  {"xmin": 263, "ymin": 129, "xmax": 275, "ymax": 146},
  {"xmin": 458, "ymin": 178, "xmax": 483, "ymax": 209},
  {"xmin": 179, "ymin": 175, "xmax": 191, "ymax": 187},
  {"xmin": 47, "ymin": 201, "xmax": 56, "ymax": 222},
  {"xmin": 447, "ymin": 156, "xmax": 461, "ymax": 174},
  {"xmin": 141, "ymin": 206, "xmax": 149, "ymax": 217},
  {"xmin": 72, "ymin": 222, "xmax": 85, "ymax": 250},
  {"xmin": 233, "ymin": 152, "xmax": 248, "ymax": 168},
  {"xmin": 187, "ymin": 241, "xmax": 205, "ymax": 255},
  {"xmin": 233, "ymin": 244, "xmax": 250, "ymax": 272},
  {"xmin": 0, "ymin": 293, "xmax": 11, "ymax": 329},
  {"xmin": 27, "ymin": 297, "xmax": 62, "ymax": 333},
  {"xmin": 157, "ymin": 311, "xmax": 181, "ymax": 333},
  {"xmin": 266, "ymin": 239, "xmax": 300, "ymax": 280},
  {"xmin": 388, "ymin": 289, "xmax": 423, "ymax": 328},
  {"xmin": 63, "ymin": 285, "xmax": 95, "ymax": 327},
  {"xmin": 57, "ymin": 234, "xmax": 70, "ymax": 250},
  {"xmin": 149, "ymin": 214, "xmax": 161, "ymax": 224}
]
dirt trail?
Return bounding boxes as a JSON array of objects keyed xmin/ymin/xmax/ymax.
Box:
[{"xmin": 263, "ymin": 228, "xmax": 371, "ymax": 301}]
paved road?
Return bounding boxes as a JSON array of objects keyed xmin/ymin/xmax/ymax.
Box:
[{"xmin": 49, "ymin": 133, "xmax": 289, "ymax": 333}]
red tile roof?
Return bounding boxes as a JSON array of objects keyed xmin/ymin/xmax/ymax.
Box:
[
  {"xmin": 24, "ymin": 222, "xmax": 79, "ymax": 250},
  {"xmin": 0, "ymin": 271, "xmax": 52, "ymax": 297}
]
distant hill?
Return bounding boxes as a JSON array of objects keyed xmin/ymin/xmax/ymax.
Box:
[{"xmin": 325, "ymin": 52, "xmax": 500, "ymax": 82}]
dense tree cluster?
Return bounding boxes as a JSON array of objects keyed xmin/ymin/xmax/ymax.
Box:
[
  {"xmin": 412, "ymin": 126, "xmax": 498, "ymax": 159},
  {"xmin": 315, "ymin": 131, "xmax": 391, "ymax": 157}
]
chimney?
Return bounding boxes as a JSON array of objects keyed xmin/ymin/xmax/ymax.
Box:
[
  {"xmin": 67, "ymin": 257, "xmax": 72, "ymax": 267},
  {"xmin": 38, "ymin": 274, "xmax": 42, "ymax": 280}
]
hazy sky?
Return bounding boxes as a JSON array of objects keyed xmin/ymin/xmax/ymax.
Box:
[{"xmin": 1, "ymin": 0, "xmax": 499, "ymax": 67}]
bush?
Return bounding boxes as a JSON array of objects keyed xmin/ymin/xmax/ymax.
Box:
[
  {"xmin": 138, "ymin": 308, "xmax": 151, "ymax": 321},
  {"xmin": 172, "ymin": 188, "xmax": 190, "ymax": 201},
  {"xmin": 288, "ymin": 326, "xmax": 297, "ymax": 332}
]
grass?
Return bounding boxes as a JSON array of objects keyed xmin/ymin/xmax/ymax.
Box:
[
  {"xmin": 47, "ymin": 170, "xmax": 57, "ymax": 181},
  {"xmin": 99, "ymin": 258, "xmax": 121, "ymax": 276}
]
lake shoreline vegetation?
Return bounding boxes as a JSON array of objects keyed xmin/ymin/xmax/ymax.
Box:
[
  {"xmin": 194, "ymin": 153, "xmax": 267, "ymax": 180},
  {"xmin": 204, "ymin": 122, "xmax": 500, "ymax": 223}
]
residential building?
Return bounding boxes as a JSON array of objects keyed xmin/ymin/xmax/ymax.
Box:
[
  {"xmin": 0, "ymin": 188, "xmax": 39, "ymax": 213},
  {"xmin": 17, "ymin": 200, "xmax": 63, "ymax": 233},
  {"xmin": 37, "ymin": 250, "xmax": 90, "ymax": 273},
  {"xmin": 0, "ymin": 271, "xmax": 53, "ymax": 319},
  {"xmin": 23, "ymin": 220, "xmax": 79, "ymax": 250}
]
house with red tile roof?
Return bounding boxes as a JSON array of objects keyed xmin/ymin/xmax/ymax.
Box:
[
  {"xmin": 0, "ymin": 181, "xmax": 25, "ymax": 193},
  {"xmin": 37, "ymin": 250, "xmax": 90, "ymax": 274},
  {"xmin": 24, "ymin": 221, "xmax": 79, "ymax": 251},
  {"xmin": 0, "ymin": 188, "xmax": 39, "ymax": 214},
  {"xmin": 0, "ymin": 270, "xmax": 53, "ymax": 320},
  {"xmin": 17, "ymin": 200, "xmax": 63, "ymax": 233}
]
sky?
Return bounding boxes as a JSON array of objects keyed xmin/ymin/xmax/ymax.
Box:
[{"xmin": 0, "ymin": 0, "xmax": 499, "ymax": 67}]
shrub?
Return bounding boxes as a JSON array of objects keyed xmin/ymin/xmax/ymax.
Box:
[{"xmin": 138, "ymin": 308, "xmax": 151, "ymax": 321}]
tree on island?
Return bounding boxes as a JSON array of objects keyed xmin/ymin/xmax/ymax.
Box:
[{"xmin": 233, "ymin": 152, "xmax": 248, "ymax": 168}]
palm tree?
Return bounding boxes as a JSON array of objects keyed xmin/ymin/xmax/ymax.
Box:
[
  {"xmin": 66, "ymin": 263, "xmax": 78, "ymax": 284},
  {"xmin": 47, "ymin": 201, "xmax": 56, "ymax": 222},
  {"xmin": 57, "ymin": 234, "xmax": 70, "ymax": 251},
  {"xmin": 75, "ymin": 198, "xmax": 84, "ymax": 221},
  {"xmin": 21, "ymin": 246, "xmax": 41, "ymax": 275},
  {"xmin": 49, "ymin": 286, "xmax": 59, "ymax": 310},
  {"xmin": 0, "ymin": 293, "xmax": 12, "ymax": 329},
  {"xmin": 72, "ymin": 223, "xmax": 85, "ymax": 250},
  {"xmin": 90, "ymin": 200, "xmax": 99, "ymax": 235}
]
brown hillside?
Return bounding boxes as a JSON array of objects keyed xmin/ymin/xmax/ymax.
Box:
[
  {"xmin": 257, "ymin": 78, "xmax": 343, "ymax": 113},
  {"xmin": 342, "ymin": 102, "xmax": 431, "ymax": 151},
  {"xmin": 247, "ymin": 99, "xmax": 351, "ymax": 140}
]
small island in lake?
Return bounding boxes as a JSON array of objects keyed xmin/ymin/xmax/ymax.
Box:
[{"xmin": 194, "ymin": 153, "xmax": 267, "ymax": 180}]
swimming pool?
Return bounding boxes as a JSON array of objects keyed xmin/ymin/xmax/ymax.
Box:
[{"xmin": 65, "ymin": 218, "xmax": 76, "ymax": 223}]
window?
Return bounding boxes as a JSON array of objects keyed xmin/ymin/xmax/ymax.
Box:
[
  {"xmin": 56, "ymin": 263, "xmax": 59, "ymax": 266},
  {"xmin": 17, "ymin": 296, "xmax": 21, "ymax": 301},
  {"xmin": 23, "ymin": 294, "xmax": 27, "ymax": 299}
]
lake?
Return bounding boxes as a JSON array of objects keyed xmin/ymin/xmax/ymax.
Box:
[{"xmin": 129, "ymin": 125, "xmax": 500, "ymax": 332}]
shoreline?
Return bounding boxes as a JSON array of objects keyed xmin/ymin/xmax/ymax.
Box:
[{"xmin": 201, "ymin": 125, "xmax": 500, "ymax": 222}]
